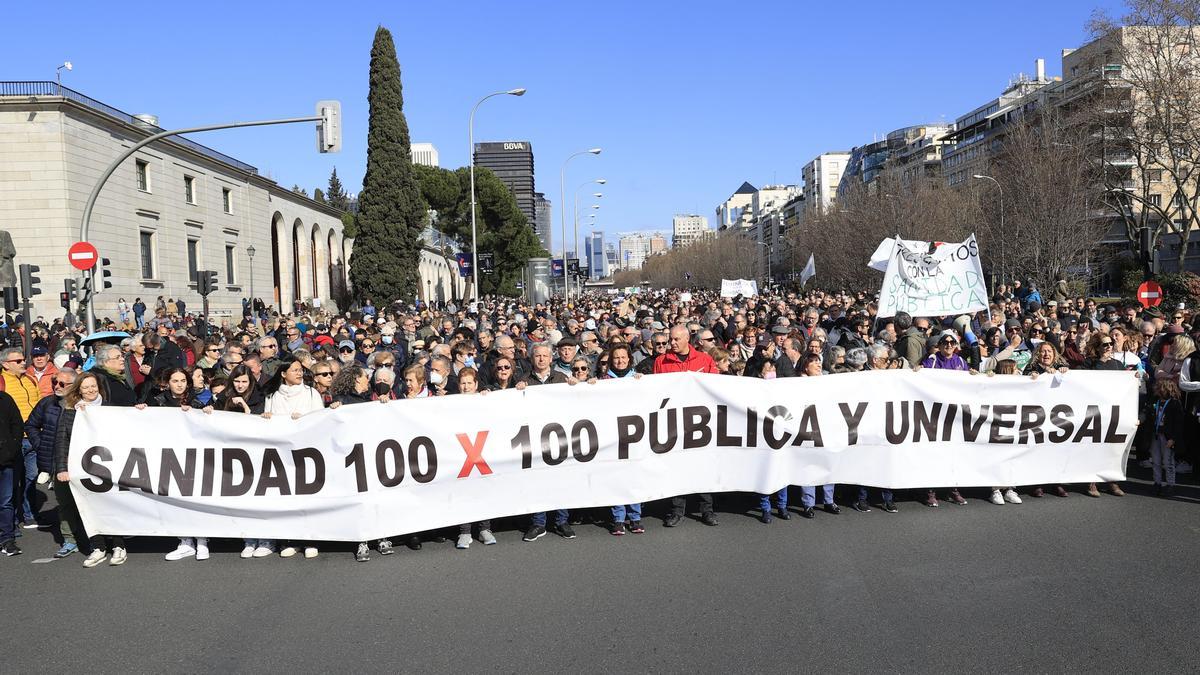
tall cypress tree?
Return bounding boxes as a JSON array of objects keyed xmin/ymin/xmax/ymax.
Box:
[
  {"xmin": 349, "ymin": 26, "xmax": 424, "ymax": 305},
  {"xmin": 327, "ymin": 167, "xmax": 349, "ymax": 212}
]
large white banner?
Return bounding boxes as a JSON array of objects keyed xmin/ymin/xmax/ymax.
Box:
[
  {"xmin": 720, "ymin": 278, "xmax": 759, "ymax": 298},
  {"xmin": 68, "ymin": 370, "xmax": 1136, "ymax": 541},
  {"xmin": 877, "ymin": 234, "xmax": 989, "ymax": 318}
]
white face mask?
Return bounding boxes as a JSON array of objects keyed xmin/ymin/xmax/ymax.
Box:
[
  {"xmin": 429, "ymin": 370, "xmax": 445, "ymax": 386},
  {"xmin": 381, "ymin": 335, "xmax": 394, "ymax": 344}
]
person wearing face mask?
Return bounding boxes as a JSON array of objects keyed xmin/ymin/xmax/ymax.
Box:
[
  {"xmin": 371, "ymin": 367, "xmax": 398, "ymax": 401},
  {"xmin": 428, "ymin": 356, "xmax": 458, "ymax": 395},
  {"xmin": 452, "ymin": 342, "xmax": 478, "ymax": 375},
  {"xmin": 331, "ymin": 365, "xmax": 397, "ymax": 561}
]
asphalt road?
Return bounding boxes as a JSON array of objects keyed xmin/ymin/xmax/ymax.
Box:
[{"xmin": 5, "ymin": 471, "xmax": 1199, "ymax": 673}]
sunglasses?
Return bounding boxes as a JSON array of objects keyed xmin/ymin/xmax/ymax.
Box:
[
  {"xmin": 653, "ymin": 341, "xmax": 668, "ymax": 347},
  {"xmin": 6, "ymin": 358, "xmax": 26, "ymax": 364},
  {"xmin": 206, "ymin": 348, "xmax": 220, "ymax": 353},
  {"xmin": 496, "ymin": 365, "xmax": 512, "ymax": 371},
  {"xmin": 53, "ymin": 380, "xmax": 70, "ymax": 388},
  {"xmin": 1100, "ymin": 341, "xmax": 1113, "ymax": 346},
  {"xmin": 573, "ymin": 366, "xmax": 590, "ymax": 372},
  {"xmin": 314, "ymin": 371, "xmax": 332, "ymax": 377},
  {"xmin": 362, "ymin": 344, "xmax": 375, "ymax": 349},
  {"xmin": 699, "ymin": 337, "xmax": 715, "ymax": 342},
  {"xmin": 940, "ymin": 340, "xmax": 958, "ymax": 346},
  {"xmin": 378, "ymin": 361, "xmax": 394, "ymax": 367},
  {"xmin": 339, "ymin": 347, "xmax": 355, "ymax": 353}
]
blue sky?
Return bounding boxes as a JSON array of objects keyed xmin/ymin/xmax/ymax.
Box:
[{"xmin": 7, "ymin": 0, "xmax": 1122, "ymax": 246}]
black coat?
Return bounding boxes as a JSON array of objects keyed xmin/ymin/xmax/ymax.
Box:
[
  {"xmin": 95, "ymin": 368, "xmax": 138, "ymax": 407},
  {"xmin": 0, "ymin": 391, "xmax": 24, "ymax": 468}
]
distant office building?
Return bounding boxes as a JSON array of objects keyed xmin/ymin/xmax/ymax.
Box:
[
  {"xmin": 802, "ymin": 152, "xmax": 851, "ymax": 214},
  {"xmin": 618, "ymin": 233, "xmax": 652, "ymax": 271},
  {"xmin": 474, "ymin": 141, "xmax": 536, "ymax": 226},
  {"xmin": 533, "ymin": 192, "xmax": 552, "ymax": 253},
  {"xmin": 672, "ymin": 214, "xmax": 711, "ymax": 248},
  {"xmin": 410, "ymin": 142, "xmax": 439, "ymax": 167},
  {"xmin": 649, "ymin": 233, "xmax": 668, "ymax": 254},
  {"xmin": 715, "ymin": 181, "xmax": 756, "ymax": 231},
  {"xmin": 605, "ymin": 242, "xmax": 618, "ymax": 273},
  {"xmin": 584, "ymin": 230, "xmax": 608, "ymax": 278}
]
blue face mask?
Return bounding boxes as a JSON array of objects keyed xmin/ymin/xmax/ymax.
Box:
[
  {"xmin": 381, "ymin": 335, "xmax": 394, "ymax": 344},
  {"xmin": 464, "ymin": 356, "xmax": 477, "ymax": 369}
]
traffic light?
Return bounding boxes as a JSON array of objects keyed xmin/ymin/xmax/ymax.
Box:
[
  {"xmin": 316, "ymin": 100, "xmax": 342, "ymax": 153},
  {"xmin": 19, "ymin": 264, "xmax": 41, "ymax": 298},
  {"xmin": 3, "ymin": 287, "xmax": 16, "ymax": 314},
  {"xmin": 62, "ymin": 278, "xmax": 76, "ymax": 310},
  {"xmin": 197, "ymin": 270, "xmax": 218, "ymax": 297},
  {"xmin": 95, "ymin": 257, "xmax": 113, "ymax": 293}
]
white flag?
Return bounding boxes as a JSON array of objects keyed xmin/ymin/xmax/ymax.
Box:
[
  {"xmin": 868, "ymin": 237, "xmax": 927, "ymax": 271},
  {"xmin": 800, "ymin": 254, "xmax": 816, "ymax": 286}
]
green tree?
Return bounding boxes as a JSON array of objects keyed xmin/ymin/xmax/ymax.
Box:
[
  {"xmin": 313, "ymin": 187, "xmax": 326, "ymax": 204},
  {"xmin": 412, "ymin": 166, "xmax": 545, "ymax": 296},
  {"xmin": 291, "ymin": 184, "xmax": 308, "ymax": 197},
  {"xmin": 327, "ymin": 167, "xmax": 350, "ymax": 211},
  {"xmin": 341, "ymin": 212, "xmax": 357, "ymax": 239},
  {"xmin": 349, "ymin": 26, "xmax": 425, "ymax": 305}
]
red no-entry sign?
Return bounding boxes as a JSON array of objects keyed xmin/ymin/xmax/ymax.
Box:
[
  {"xmin": 68, "ymin": 241, "xmax": 99, "ymax": 271},
  {"xmin": 1137, "ymin": 280, "xmax": 1163, "ymax": 308}
]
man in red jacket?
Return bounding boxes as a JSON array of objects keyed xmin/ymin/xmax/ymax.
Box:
[
  {"xmin": 653, "ymin": 325, "xmax": 718, "ymax": 375},
  {"xmin": 654, "ymin": 325, "xmax": 719, "ymax": 527}
]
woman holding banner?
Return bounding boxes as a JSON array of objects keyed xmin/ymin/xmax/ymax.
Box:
[
  {"xmin": 217, "ymin": 365, "xmax": 272, "ymax": 559},
  {"xmin": 1082, "ymin": 333, "xmax": 1128, "ymax": 498},
  {"xmin": 262, "ymin": 355, "xmax": 326, "ymax": 559},
  {"xmin": 601, "ymin": 345, "xmax": 646, "ymax": 535}
]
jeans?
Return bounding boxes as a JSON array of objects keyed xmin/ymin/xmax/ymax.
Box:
[
  {"xmin": 20, "ymin": 440, "xmax": 37, "ymax": 523},
  {"xmin": 53, "ymin": 478, "xmax": 85, "ymax": 549},
  {"xmin": 458, "ymin": 520, "xmax": 492, "ymax": 535},
  {"xmin": 135, "ymin": 313, "xmax": 145, "ymax": 329},
  {"xmin": 670, "ymin": 493, "xmax": 714, "ymax": 517},
  {"xmin": 801, "ymin": 484, "xmax": 835, "ymax": 508},
  {"xmin": 1151, "ymin": 433, "xmax": 1176, "ymax": 487},
  {"xmin": 531, "ymin": 510, "xmax": 568, "ymax": 527},
  {"xmin": 0, "ymin": 465, "xmax": 14, "ymax": 543},
  {"xmin": 857, "ymin": 486, "xmax": 894, "ymax": 503},
  {"xmin": 758, "ymin": 488, "xmax": 787, "ymax": 512},
  {"xmin": 611, "ymin": 503, "xmax": 642, "ymax": 522}
]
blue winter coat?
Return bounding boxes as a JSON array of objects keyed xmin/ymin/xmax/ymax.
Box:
[{"xmin": 25, "ymin": 395, "xmax": 64, "ymax": 473}]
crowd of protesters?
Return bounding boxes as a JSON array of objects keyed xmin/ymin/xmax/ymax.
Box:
[{"xmin": 0, "ymin": 281, "xmax": 1195, "ymax": 565}]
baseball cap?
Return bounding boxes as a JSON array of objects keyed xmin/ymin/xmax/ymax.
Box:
[
  {"xmin": 338, "ymin": 339, "xmax": 355, "ymax": 350},
  {"xmin": 30, "ymin": 345, "xmax": 48, "ymax": 356}
]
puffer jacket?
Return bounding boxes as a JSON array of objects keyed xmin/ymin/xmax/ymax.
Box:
[{"xmin": 25, "ymin": 395, "xmax": 65, "ymax": 473}]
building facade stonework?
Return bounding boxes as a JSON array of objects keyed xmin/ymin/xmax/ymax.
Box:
[{"xmin": 0, "ymin": 84, "xmax": 352, "ymax": 320}]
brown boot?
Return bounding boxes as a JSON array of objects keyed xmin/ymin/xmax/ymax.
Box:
[
  {"xmin": 1086, "ymin": 483, "xmax": 1101, "ymax": 498},
  {"xmin": 1108, "ymin": 482, "xmax": 1125, "ymax": 497}
]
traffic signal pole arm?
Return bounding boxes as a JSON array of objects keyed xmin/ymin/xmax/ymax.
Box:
[{"xmin": 78, "ymin": 111, "xmax": 332, "ymax": 333}]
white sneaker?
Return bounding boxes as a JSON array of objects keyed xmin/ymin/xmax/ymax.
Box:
[
  {"xmin": 990, "ymin": 489, "xmax": 1005, "ymax": 505},
  {"xmin": 280, "ymin": 546, "xmax": 298, "ymax": 558},
  {"xmin": 1003, "ymin": 489, "xmax": 1022, "ymax": 504},
  {"xmin": 240, "ymin": 543, "xmax": 256, "ymax": 559},
  {"xmin": 83, "ymin": 549, "xmax": 107, "ymax": 568},
  {"xmin": 1177, "ymin": 460, "xmax": 1193, "ymax": 475},
  {"xmin": 165, "ymin": 539, "xmax": 196, "ymax": 561},
  {"xmin": 479, "ymin": 529, "xmax": 497, "ymax": 545},
  {"xmin": 456, "ymin": 533, "xmax": 472, "ymax": 549},
  {"xmin": 303, "ymin": 546, "xmax": 318, "ymax": 559},
  {"xmin": 252, "ymin": 542, "xmax": 276, "ymax": 558},
  {"xmin": 109, "ymin": 547, "xmax": 127, "ymax": 566},
  {"xmin": 195, "ymin": 538, "xmax": 209, "ymax": 561}
]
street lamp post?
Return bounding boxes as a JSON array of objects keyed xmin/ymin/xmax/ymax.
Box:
[
  {"xmin": 56, "ymin": 61, "xmax": 72, "ymax": 92},
  {"xmin": 574, "ymin": 179, "xmax": 606, "ymax": 293},
  {"xmin": 246, "ymin": 244, "xmax": 256, "ymax": 309},
  {"xmin": 757, "ymin": 241, "xmax": 772, "ymax": 285},
  {"xmin": 973, "ymin": 174, "xmax": 1005, "ymax": 285},
  {"xmin": 468, "ymin": 88, "xmax": 526, "ymax": 302},
  {"xmin": 560, "ymin": 148, "xmax": 601, "ymax": 300}
]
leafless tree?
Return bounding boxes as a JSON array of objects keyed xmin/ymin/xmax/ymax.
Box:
[
  {"xmin": 981, "ymin": 108, "xmax": 1112, "ymax": 289},
  {"xmin": 1087, "ymin": 2, "xmax": 1200, "ymax": 271}
]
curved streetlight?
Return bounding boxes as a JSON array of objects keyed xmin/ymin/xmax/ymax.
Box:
[
  {"xmin": 56, "ymin": 61, "xmax": 72, "ymax": 90},
  {"xmin": 972, "ymin": 174, "xmax": 1005, "ymax": 284},
  {"xmin": 573, "ymin": 179, "xmax": 606, "ymax": 296},
  {"xmin": 560, "ymin": 149, "xmax": 601, "ymax": 300},
  {"xmin": 469, "ymin": 88, "xmax": 526, "ymax": 301}
]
